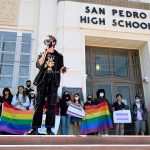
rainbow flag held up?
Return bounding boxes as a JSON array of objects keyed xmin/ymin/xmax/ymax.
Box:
[
  {"xmin": 80, "ymin": 102, "xmax": 113, "ymax": 134},
  {"xmin": 0, "ymin": 102, "xmax": 34, "ymax": 135}
]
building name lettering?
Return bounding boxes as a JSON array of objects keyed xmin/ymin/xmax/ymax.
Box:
[{"xmin": 80, "ymin": 6, "xmax": 150, "ymax": 30}]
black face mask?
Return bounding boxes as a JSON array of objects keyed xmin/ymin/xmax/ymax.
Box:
[
  {"xmin": 27, "ymin": 85, "xmax": 31, "ymax": 88},
  {"xmin": 88, "ymin": 98, "xmax": 92, "ymax": 101},
  {"xmin": 44, "ymin": 39, "xmax": 53, "ymax": 48},
  {"xmin": 65, "ymin": 94, "xmax": 70, "ymax": 99}
]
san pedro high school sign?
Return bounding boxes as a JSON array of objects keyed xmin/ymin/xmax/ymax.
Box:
[{"xmin": 80, "ymin": 6, "xmax": 150, "ymax": 30}]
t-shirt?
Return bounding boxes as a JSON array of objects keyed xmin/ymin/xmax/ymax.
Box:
[
  {"xmin": 34, "ymin": 50, "xmax": 64, "ymax": 87},
  {"xmin": 45, "ymin": 50, "xmax": 64, "ymax": 72},
  {"xmin": 112, "ymin": 101, "xmax": 125, "ymax": 111},
  {"xmin": 136, "ymin": 103, "xmax": 143, "ymax": 120},
  {"xmin": 84, "ymin": 101, "xmax": 93, "ymax": 107},
  {"xmin": 45, "ymin": 52, "xmax": 55, "ymax": 71}
]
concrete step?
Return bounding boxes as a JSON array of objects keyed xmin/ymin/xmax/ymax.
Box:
[
  {"xmin": 0, "ymin": 135, "xmax": 150, "ymax": 145},
  {"xmin": 0, "ymin": 145, "xmax": 150, "ymax": 150}
]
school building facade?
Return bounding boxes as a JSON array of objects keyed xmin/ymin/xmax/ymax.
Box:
[{"xmin": 0, "ymin": 0, "xmax": 150, "ymax": 131}]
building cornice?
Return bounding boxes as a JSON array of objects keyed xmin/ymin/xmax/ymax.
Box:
[{"xmin": 58, "ymin": 0, "xmax": 150, "ymax": 10}]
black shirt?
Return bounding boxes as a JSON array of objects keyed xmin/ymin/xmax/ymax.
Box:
[
  {"xmin": 112, "ymin": 101, "xmax": 125, "ymax": 111},
  {"xmin": 1, "ymin": 95, "xmax": 13, "ymax": 105},
  {"xmin": 45, "ymin": 52, "xmax": 55, "ymax": 71},
  {"xmin": 45, "ymin": 51, "xmax": 64, "ymax": 72},
  {"xmin": 60, "ymin": 98, "xmax": 70, "ymax": 116},
  {"xmin": 34, "ymin": 50, "xmax": 64, "ymax": 86},
  {"xmin": 84, "ymin": 101, "xmax": 93, "ymax": 107},
  {"xmin": 25, "ymin": 88, "xmax": 34, "ymax": 97}
]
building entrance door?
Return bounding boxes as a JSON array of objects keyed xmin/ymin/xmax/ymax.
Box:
[
  {"xmin": 86, "ymin": 46, "xmax": 144, "ymax": 134},
  {"xmin": 86, "ymin": 46, "xmax": 144, "ymax": 107}
]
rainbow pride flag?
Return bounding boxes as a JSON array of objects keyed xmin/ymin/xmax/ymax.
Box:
[
  {"xmin": 0, "ymin": 102, "xmax": 34, "ymax": 135},
  {"xmin": 80, "ymin": 102, "xmax": 113, "ymax": 134}
]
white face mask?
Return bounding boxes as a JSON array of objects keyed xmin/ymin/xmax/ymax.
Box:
[
  {"xmin": 75, "ymin": 97, "xmax": 79, "ymax": 101},
  {"xmin": 99, "ymin": 93, "xmax": 104, "ymax": 97},
  {"xmin": 136, "ymin": 99, "xmax": 140, "ymax": 103}
]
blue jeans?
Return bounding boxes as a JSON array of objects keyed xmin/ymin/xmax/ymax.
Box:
[{"xmin": 61, "ymin": 115, "xmax": 70, "ymax": 135}]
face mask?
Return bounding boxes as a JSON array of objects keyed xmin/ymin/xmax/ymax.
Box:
[
  {"xmin": 88, "ymin": 98, "xmax": 92, "ymax": 101},
  {"xmin": 99, "ymin": 93, "xmax": 104, "ymax": 97},
  {"xmin": 44, "ymin": 39, "xmax": 53, "ymax": 48},
  {"xmin": 65, "ymin": 94, "xmax": 70, "ymax": 99},
  {"xmin": 136, "ymin": 99, "xmax": 140, "ymax": 103},
  {"xmin": 27, "ymin": 84, "xmax": 31, "ymax": 88},
  {"xmin": 75, "ymin": 97, "xmax": 79, "ymax": 101},
  {"xmin": 30, "ymin": 94, "xmax": 35, "ymax": 98}
]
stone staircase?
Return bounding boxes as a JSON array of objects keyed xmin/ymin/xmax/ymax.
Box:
[{"xmin": 0, "ymin": 135, "xmax": 150, "ymax": 150}]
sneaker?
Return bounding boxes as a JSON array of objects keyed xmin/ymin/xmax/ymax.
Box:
[{"xmin": 26, "ymin": 129, "xmax": 38, "ymax": 135}]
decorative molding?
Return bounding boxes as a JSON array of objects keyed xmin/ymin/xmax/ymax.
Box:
[
  {"xmin": 0, "ymin": 0, "xmax": 20, "ymax": 26},
  {"xmin": 58, "ymin": 0, "xmax": 150, "ymax": 10}
]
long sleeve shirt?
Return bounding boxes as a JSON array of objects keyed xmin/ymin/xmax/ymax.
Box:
[{"xmin": 11, "ymin": 94, "xmax": 30, "ymax": 110}]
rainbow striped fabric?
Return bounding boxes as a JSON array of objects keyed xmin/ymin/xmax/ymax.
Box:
[
  {"xmin": 80, "ymin": 102, "xmax": 113, "ymax": 134},
  {"xmin": 0, "ymin": 102, "xmax": 34, "ymax": 135}
]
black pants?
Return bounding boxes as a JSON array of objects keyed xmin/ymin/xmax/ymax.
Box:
[{"xmin": 32, "ymin": 73, "xmax": 58, "ymax": 128}]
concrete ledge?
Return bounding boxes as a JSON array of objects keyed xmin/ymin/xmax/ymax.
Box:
[
  {"xmin": 0, "ymin": 135, "xmax": 150, "ymax": 145},
  {"xmin": 0, "ymin": 145, "xmax": 150, "ymax": 150},
  {"xmin": 58, "ymin": 0, "xmax": 150, "ymax": 10}
]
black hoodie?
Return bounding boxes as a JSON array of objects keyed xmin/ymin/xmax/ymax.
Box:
[
  {"xmin": 60, "ymin": 91, "xmax": 71, "ymax": 116},
  {"xmin": 94, "ymin": 89, "xmax": 112, "ymax": 111}
]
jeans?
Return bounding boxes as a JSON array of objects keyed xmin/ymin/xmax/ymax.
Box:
[
  {"xmin": 32, "ymin": 73, "xmax": 58, "ymax": 128},
  {"xmin": 115, "ymin": 123, "xmax": 124, "ymax": 135},
  {"xmin": 61, "ymin": 115, "xmax": 70, "ymax": 135},
  {"xmin": 135, "ymin": 120, "xmax": 146, "ymax": 135}
]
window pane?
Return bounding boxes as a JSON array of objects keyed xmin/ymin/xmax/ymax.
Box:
[
  {"xmin": 20, "ymin": 55, "xmax": 30, "ymax": 65},
  {"xmin": 117, "ymin": 86, "xmax": 131, "ymax": 107},
  {"xmin": 1, "ymin": 54, "xmax": 15, "ymax": 64},
  {"xmin": 21, "ymin": 43, "xmax": 31, "ymax": 53},
  {"xmin": 3, "ymin": 32, "xmax": 17, "ymax": 41},
  {"xmin": 0, "ymin": 32, "xmax": 3, "ymax": 40},
  {"xmin": 22, "ymin": 33, "xmax": 31, "ymax": 42},
  {"xmin": 113, "ymin": 52, "xmax": 128, "ymax": 77},
  {"xmin": 2, "ymin": 41, "xmax": 16, "ymax": 52},
  {"xmin": 95, "ymin": 54, "xmax": 110, "ymax": 76},
  {"xmin": 0, "ymin": 31, "xmax": 17, "ymax": 41},
  {"xmin": 0, "ymin": 77, "xmax": 13, "ymax": 88},
  {"xmin": 0, "ymin": 65, "xmax": 14, "ymax": 75},
  {"xmin": 19, "ymin": 66, "xmax": 29, "ymax": 76},
  {"xmin": 18, "ymin": 77, "xmax": 28, "ymax": 86}
]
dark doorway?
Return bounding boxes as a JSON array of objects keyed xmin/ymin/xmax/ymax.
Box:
[{"xmin": 86, "ymin": 46, "xmax": 145, "ymax": 135}]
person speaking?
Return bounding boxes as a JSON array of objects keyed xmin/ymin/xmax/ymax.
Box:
[{"xmin": 27, "ymin": 35, "xmax": 66, "ymax": 135}]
